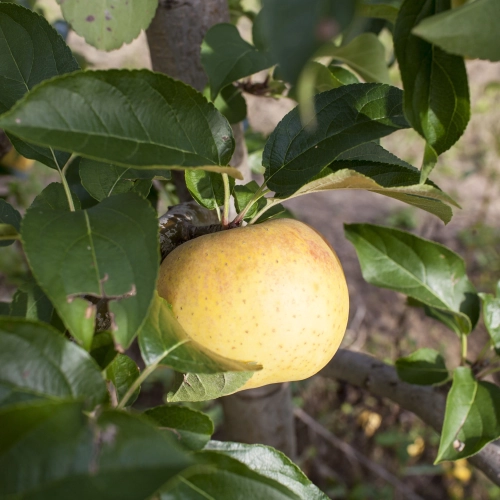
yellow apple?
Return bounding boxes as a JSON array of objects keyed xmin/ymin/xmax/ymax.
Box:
[{"xmin": 157, "ymin": 218, "xmax": 349, "ymax": 390}]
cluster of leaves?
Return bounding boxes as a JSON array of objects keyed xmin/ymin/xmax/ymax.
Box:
[{"xmin": 1, "ymin": 0, "xmax": 500, "ymax": 496}]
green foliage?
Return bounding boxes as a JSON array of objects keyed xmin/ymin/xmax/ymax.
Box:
[
  {"xmin": 145, "ymin": 405, "xmax": 214, "ymax": 451},
  {"xmin": 0, "ymin": 317, "xmax": 107, "ymax": 409},
  {"xmin": 479, "ymin": 284, "xmax": 500, "ymax": 354},
  {"xmin": 185, "ymin": 169, "xmax": 233, "ymax": 211},
  {"xmin": 437, "ymin": 367, "xmax": 500, "ymax": 462},
  {"xmin": 0, "ymin": 70, "xmax": 238, "ymax": 174},
  {"xmin": 0, "ymin": 2, "xmax": 78, "ymax": 169},
  {"xmin": 0, "ymin": 400, "xmax": 193, "ymax": 499},
  {"xmin": 395, "ymin": 348, "xmax": 449, "ymax": 385},
  {"xmin": 56, "ymin": 0, "xmax": 158, "ymax": 51},
  {"xmin": 0, "ymin": 199, "xmax": 21, "ymax": 246},
  {"xmin": 413, "ymin": 0, "xmax": 500, "ymax": 62},
  {"xmin": 345, "ymin": 224, "xmax": 479, "ymax": 334},
  {"xmin": 22, "ymin": 187, "xmax": 160, "ymax": 350},
  {"xmin": 106, "ymin": 354, "xmax": 140, "ymax": 406},
  {"xmin": 204, "ymin": 441, "xmax": 329, "ymax": 499},
  {"xmin": 201, "ymin": 23, "xmax": 274, "ymax": 99},
  {"xmin": 394, "ymin": 0, "xmax": 470, "ymax": 181},
  {"xmin": 259, "ymin": 0, "xmax": 356, "ymax": 85},
  {"xmin": 79, "ymin": 159, "xmax": 157, "ymax": 202},
  {"xmin": 167, "ymin": 371, "xmax": 255, "ymax": 403},
  {"xmin": 317, "ymin": 33, "xmax": 391, "ymax": 84}
]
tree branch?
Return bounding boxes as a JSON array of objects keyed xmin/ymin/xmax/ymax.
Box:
[{"xmin": 322, "ymin": 349, "xmax": 500, "ymax": 486}]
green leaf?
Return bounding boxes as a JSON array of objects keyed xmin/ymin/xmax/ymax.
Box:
[
  {"xmin": 263, "ymin": 84, "xmax": 409, "ymax": 197},
  {"xmin": 412, "ymin": 0, "xmax": 500, "ymax": 62},
  {"xmin": 233, "ymin": 180, "xmax": 265, "ymax": 220},
  {"xmin": 259, "ymin": 0, "xmax": 356, "ymax": 85},
  {"xmin": 0, "ymin": 382, "xmax": 44, "ymax": 409},
  {"xmin": 31, "ymin": 181, "xmax": 81, "ymax": 211},
  {"xmin": 167, "ymin": 371, "xmax": 254, "ymax": 403},
  {"xmin": 79, "ymin": 159, "xmax": 155, "ymax": 202},
  {"xmin": 56, "ymin": 0, "xmax": 157, "ymax": 51},
  {"xmin": 161, "ymin": 449, "xmax": 313, "ymax": 500},
  {"xmin": 0, "ymin": 70, "xmax": 237, "ymax": 173},
  {"xmin": 201, "ymin": 23, "xmax": 275, "ymax": 100},
  {"xmin": 318, "ymin": 33, "xmax": 391, "ymax": 84},
  {"xmin": 106, "ymin": 354, "xmax": 140, "ymax": 406},
  {"xmin": 394, "ymin": 0, "xmax": 470, "ymax": 181},
  {"xmin": 436, "ymin": 367, "xmax": 500, "ymax": 462},
  {"xmin": 271, "ymin": 142, "xmax": 457, "ymax": 223},
  {"xmin": 185, "ymin": 169, "xmax": 233, "ymax": 211},
  {"xmin": 395, "ymin": 348, "xmax": 448, "ymax": 385},
  {"xmin": 139, "ymin": 292, "xmax": 261, "ymax": 375},
  {"xmin": 359, "ymin": 2, "xmax": 400, "ymax": 24},
  {"xmin": 22, "ymin": 187, "xmax": 159, "ymax": 350},
  {"xmin": 0, "ymin": 400, "xmax": 193, "ymax": 499},
  {"xmin": 9, "ymin": 277, "xmax": 54, "ymax": 324},
  {"xmin": 344, "ymin": 224, "xmax": 479, "ymax": 334},
  {"xmin": 145, "ymin": 405, "xmax": 214, "ymax": 451},
  {"xmin": 479, "ymin": 291, "xmax": 500, "ymax": 354},
  {"xmin": 0, "ymin": 199, "xmax": 21, "ymax": 246},
  {"xmin": 211, "ymin": 84, "xmax": 248, "ymax": 124},
  {"xmin": 90, "ymin": 331, "xmax": 118, "ymax": 370},
  {"xmin": 0, "ymin": 317, "xmax": 107, "ymax": 409},
  {"xmin": 0, "ymin": 2, "xmax": 79, "ymax": 169},
  {"xmin": 205, "ymin": 441, "xmax": 329, "ymax": 500}
]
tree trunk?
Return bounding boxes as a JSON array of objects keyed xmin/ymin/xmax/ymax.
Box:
[{"xmin": 146, "ymin": 0, "xmax": 296, "ymax": 458}]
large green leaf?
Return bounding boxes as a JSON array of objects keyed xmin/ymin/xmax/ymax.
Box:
[
  {"xmin": 139, "ymin": 292, "xmax": 261, "ymax": 375},
  {"xmin": 0, "ymin": 3, "xmax": 79, "ymax": 169},
  {"xmin": 394, "ymin": 0, "xmax": 470, "ymax": 181},
  {"xmin": 22, "ymin": 187, "xmax": 159, "ymax": 350},
  {"xmin": 395, "ymin": 348, "xmax": 449, "ymax": 385},
  {"xmin": 56, "ymin": 0, "xmax": 158, "ymax": 51},
  {"xmin": 259, "ymin": 0, "xmax": 356, "ymax": 85},
  {"xmin": 0, "ymin": 317, "xmax": 107, "ymax": 409},
  {"xmin": 0, "ymin": 199, "xmax": 21, "ymax": 247},
  {"xmin": 479, "ymin": 284, "xmax": 500, "ymax": 354},
  {"xmin": 0, "ymin": 400, "xmax": 193, "ymax": 499},
  {"xmin": 271, "ymin": 142, "xmax": 457, "ymax": 223},
  {"xmin": 145, "ymin": 405, "xmax": 214, "ymax": 451},
  {"xmin": 201, "ymin": 23, "xmax": 275, "ymax": 100},
  {"xmin": 205, "ymin": 441, "xmax": 329, "ymax": 500},
  {"xmin": 167, "ymin": 371, "xmax": 254, "ymax": 403},
  {"xmin": 161, "ymin": 447, "xmax": 327, "ymax": 500},
  {"xmin": 359, "ymin": 1, "xmax": 400, "ymax": 24},
  {"xmin": 0, "ymin": 70, "xmax": 238, "ymax": 174},
  {"xmin": 263, "ymin": 84, "xmax": 409, "ymax": 197},
  {"xmin": 318, "ymin": 33, "xmax": 391, "ymax": 84},
  {"xmin": 344, "ymin": 224, "xmax": 479, "ymax": 334},
  {"xmin": 412, "ymin": 0, "xmax": 500, "ymax": 62},
  {"xmin": 436, "ymin": 367, "xmax": 500, "ymax": 462}
]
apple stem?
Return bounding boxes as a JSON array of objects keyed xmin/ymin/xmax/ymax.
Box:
[{"xmin": 222, "ymin": 173, "xmax": 231, "ymax": 228}]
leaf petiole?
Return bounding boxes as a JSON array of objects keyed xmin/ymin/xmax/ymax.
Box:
[
  {"xmin": 222, "ymin": 173, "xmax": 231, "ymax": 227},
  {"xmin": 52, "ymin": 150, "xmax": 76, "ymax": 212},
  {"xmin": 461, "ymin": 334, "xmax": 468, "ymax": 365}
]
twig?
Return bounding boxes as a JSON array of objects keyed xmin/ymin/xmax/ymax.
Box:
[
  {"xmin": 323, "ymin": 349, "xmax": 500, "ymax": 487},
  {"xmin": 294, "ymin": 408, "xmax": 425, "ymax": 500}
]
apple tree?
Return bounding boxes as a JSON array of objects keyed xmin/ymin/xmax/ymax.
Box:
[{"xmin": 0, "ymin": 0, "xmax": 500, "ymax": 498}]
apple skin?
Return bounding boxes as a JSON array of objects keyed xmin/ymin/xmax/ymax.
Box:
[{"xmin": 157, "ymin": 218, "xmax": 349, "ymax": 391}]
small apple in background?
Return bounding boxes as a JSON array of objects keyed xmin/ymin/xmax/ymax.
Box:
[{"xmin": 158, "ymin": 218, "xmax": 349, "ymax": 391}]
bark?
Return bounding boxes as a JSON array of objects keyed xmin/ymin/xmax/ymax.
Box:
[
  {"xmin": 146, "ymin": 0, "xmax": 296, "ymax": 458},
  {"xmin": 323, "ymin": 349, "xmax": 500, "ymax": 487},
  {"xmin": 221, "ymin": 383, "xmax": 297, "ymax": 459}
]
